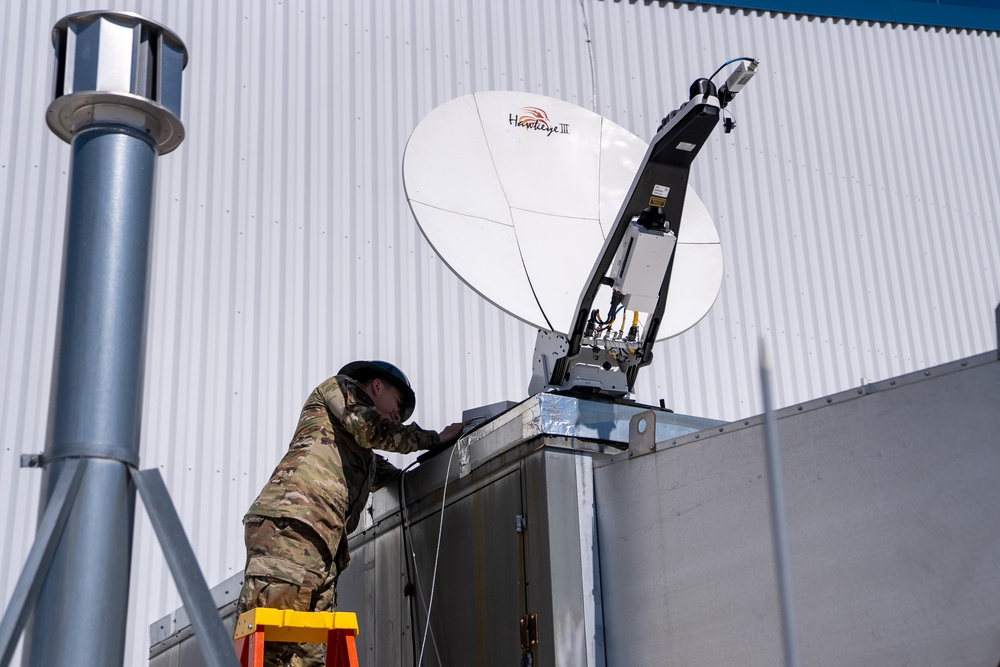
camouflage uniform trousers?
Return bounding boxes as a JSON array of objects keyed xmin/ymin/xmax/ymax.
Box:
[{"xmin": 236, "ymin": 516, "xmax": 339, "ymax": 667}]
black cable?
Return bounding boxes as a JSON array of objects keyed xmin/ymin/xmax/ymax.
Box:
[
  {"xmin": 398, "ymin": 464, "xmax": 420, "ymax": 666},
  {"xmin": 593, "ymin": 305, "xmax": 622, "ymax": 327}
]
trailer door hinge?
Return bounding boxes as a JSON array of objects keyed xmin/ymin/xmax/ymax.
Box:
[
  {"xmin": 520, "ymin": 613, "xmax": 538, "ymax": 651},
  {"xmin": 515, "ymin": 514, "xmax": 527, "ymax": 533}
]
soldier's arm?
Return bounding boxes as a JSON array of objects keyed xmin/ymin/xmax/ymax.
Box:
[
  {"xmin": 371, "ymin": 454, "xmax": 401, "ymax": 492},
  {"xmin": 322, "ymin": 377, "xmax": 440, "ymax": 454}
]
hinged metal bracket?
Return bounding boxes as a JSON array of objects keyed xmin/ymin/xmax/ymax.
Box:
[
  {"xmin": 20, "ymin": 453, "xmax": 43, "ymax": 468},
  {"xmin": 629, "ymin": 409, "xmax": 657, "ymax": 456},
  {"xmin": 519, "ymin": 613, "xmax": 538, "ymax": 651},
  {"xmin": 515, "ymin": 514, "xmax": 527, "ymax": 533}
]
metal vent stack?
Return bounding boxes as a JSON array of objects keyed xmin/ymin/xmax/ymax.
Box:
[{"xmin": 23, "ymin": 11, "xmax": 186, "ymax": 667}]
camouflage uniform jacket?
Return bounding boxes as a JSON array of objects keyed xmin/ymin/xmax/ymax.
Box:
[{"xmin": 245, "ymin": 375, "xmax": 440, "ymax": 570}]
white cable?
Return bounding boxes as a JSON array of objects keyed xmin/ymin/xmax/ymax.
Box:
[
  {"xmin": 417, "ymin": 444, "xmax": 457, "ymax": 667},
  {"xmin": 399, "ymin": 465, "xmax": 443, "ymax": 664}
]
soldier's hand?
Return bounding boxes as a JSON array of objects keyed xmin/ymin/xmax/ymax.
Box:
[{"xmin": 438, "ymin": 420, "xmax": 470, "ymax": 445}]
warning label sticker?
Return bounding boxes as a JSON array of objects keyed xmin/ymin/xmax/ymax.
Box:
[
  {"xmin": 652, "ymin": 184, "xmax": 670, "ymax": 198},
  {"xmin": 649, "ymin": 196, "xmax": 667, "ymax": 208}
]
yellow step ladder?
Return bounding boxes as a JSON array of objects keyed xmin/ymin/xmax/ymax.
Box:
[{"xmin": 233, "ymin": 608, "xmax": 360, "ymax": 667}]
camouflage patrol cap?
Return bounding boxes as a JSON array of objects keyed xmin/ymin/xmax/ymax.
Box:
[{"xmin": 338, "ymin": 360, "xmax": 416, "ymax": 421}]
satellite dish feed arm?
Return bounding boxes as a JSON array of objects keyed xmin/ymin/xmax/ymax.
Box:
[{"xmin": 547, "ymin": 80, "xmax": 723, "ymax": 393}]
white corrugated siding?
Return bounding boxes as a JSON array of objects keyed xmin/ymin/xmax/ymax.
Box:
[{"xmin": 1, "ymin": 1, "xmax": 997, "ymax": 664}]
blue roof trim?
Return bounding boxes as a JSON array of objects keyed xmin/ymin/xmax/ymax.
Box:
[{"xmin": 627, "ymin": 1, "xmax": 1000, "ymax": 32}]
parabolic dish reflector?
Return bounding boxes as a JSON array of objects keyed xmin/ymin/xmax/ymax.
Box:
[{"xmin": 403, "ymin": 92, "xmax": 723, "ymax": 340}]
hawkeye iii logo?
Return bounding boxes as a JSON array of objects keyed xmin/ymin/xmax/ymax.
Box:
[{"xmin": 509, "ymin": 107, "xmax": 569, "ymax": 136}]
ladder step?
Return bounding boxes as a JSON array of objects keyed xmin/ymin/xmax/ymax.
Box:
[{"xmin": 233, "ymin": 608, "xmax": 360, "ymax": 667}]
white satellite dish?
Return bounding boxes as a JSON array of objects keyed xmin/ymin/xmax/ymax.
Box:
[{"xmin": 402, "ymin": 91, "xmax": 723, "ymax": 341}]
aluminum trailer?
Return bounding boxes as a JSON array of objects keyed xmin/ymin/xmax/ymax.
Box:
[{"xmin": 151, "ymin": 350, "xmax": 1000, "ymax": 666}]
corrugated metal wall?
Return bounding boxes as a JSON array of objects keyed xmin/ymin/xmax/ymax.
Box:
[{"xmin": 1, "ymin": 1, "xmax": 997, "ymax": 664}]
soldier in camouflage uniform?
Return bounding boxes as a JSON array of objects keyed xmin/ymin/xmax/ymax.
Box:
[{"xmin": 237, "ymin": 360, "xmax": 466, "ymax": 667}]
